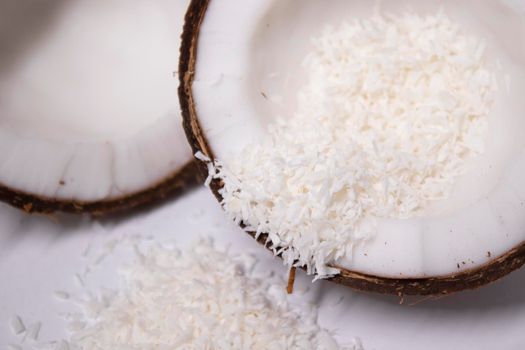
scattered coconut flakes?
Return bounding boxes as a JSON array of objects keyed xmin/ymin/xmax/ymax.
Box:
[
  {"xmin": 10, "ymin": 315, "xmax": 26, "ymax": 335},
  {"xmin": 13, "ymin": 236, "xmax": 360, "ymax": 350},
  {"xmin": 64, "ymin": 238, "xmax": 359, "ymax": 349},
  {"xmin": 210, "ymin": 11, "xmax": 498, "ymax": 278}
]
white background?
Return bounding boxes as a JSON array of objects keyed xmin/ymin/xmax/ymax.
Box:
[{"xmin": 1, "ymin": 187, "xmax": 524, "ymax": 350}]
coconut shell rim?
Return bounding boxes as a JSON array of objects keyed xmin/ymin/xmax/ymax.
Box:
[{"xmin": 0, "ymin": 160, "xmax": 201, "ymax": 216}]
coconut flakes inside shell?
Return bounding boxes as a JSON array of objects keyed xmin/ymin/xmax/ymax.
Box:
[{"xmin": 212, "ymin": 11, "xmax": 497, "ymax": 279}]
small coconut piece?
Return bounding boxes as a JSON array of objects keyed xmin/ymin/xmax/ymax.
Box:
[
  {"xmin": 25, "ymin": 321, "xmax": 41, "ymax": 341},
  {"xmin": 180, "ymin": 0, "xmax": 525, "ymax": 295},
  {"xmin": 9, "ymin": 315, "xmax": 25, "ymax": 335},
  {"xmin": 0, "ymin": 0, "xmax": 199, "ymax": 215}
]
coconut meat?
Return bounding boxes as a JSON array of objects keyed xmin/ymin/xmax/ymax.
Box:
[
  {"xmin": 0, "ymin": 0, "xmax": 192, "ymax": 202},
  {"xmin": 192, "ymin": 0, "xmax": 525, "ymax": 278}
]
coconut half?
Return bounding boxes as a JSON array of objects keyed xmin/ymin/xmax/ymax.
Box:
[
  {"xmin": 181, "ymin": 0, "xmax": 525, "ymax": 295},
  {"xmin": 0, "ymin": 0, "xmax": 199, "ymax": 215}
]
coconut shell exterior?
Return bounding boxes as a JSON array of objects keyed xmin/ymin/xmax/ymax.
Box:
[
  {"xmin": 0, "ymin": 160, "xmax": 202, "ymax": 216},
  {"xmin": 179, "ymin": 0, "xmax": 525, "ymax": 296}
]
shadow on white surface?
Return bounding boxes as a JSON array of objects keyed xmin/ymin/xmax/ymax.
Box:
[
  {"xmin": 0, "ymin": 204, "xmax": 86, "ymax": 259},
  {"xmin": 0, "ymin": 0, "xmax": 69, "ymax": 75}
]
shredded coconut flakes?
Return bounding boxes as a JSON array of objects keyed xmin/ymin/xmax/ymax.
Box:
[
  {"xmin": 38, "ymin": 238, "xmax": 359, "ymax": 350},
  {"xmin": 210, "ymin": 12, "xmax": 498, "ymax": 278}
]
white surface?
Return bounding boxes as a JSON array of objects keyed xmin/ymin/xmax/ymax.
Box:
[
  {"xmin": 0, "ymin": 0, "xmax": 192, "ymax": 200},
  {"xmin": 0, "ymin": 187, "xmax": 525, "ymax": 350},
  {"xmin": 193, "ymin": 0, "xmax": 525, "ymax": 278}
]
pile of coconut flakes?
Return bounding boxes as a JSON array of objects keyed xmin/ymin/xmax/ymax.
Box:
[
  {"xmin": 8, "ymin": 236, "xmax": 361, "ymax": 350},
  {"xmin": 203, "ymin": 11, "xmax": 498, "ymax": 278}
]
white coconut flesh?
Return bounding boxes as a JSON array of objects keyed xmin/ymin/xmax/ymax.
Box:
[
  {"xmin": 0, "ymin": 0, "xmax": 192, "ymax": 204},
  {"xmin": 192, "ymin": 0, "xmax": 525, "ymax": 279}
]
